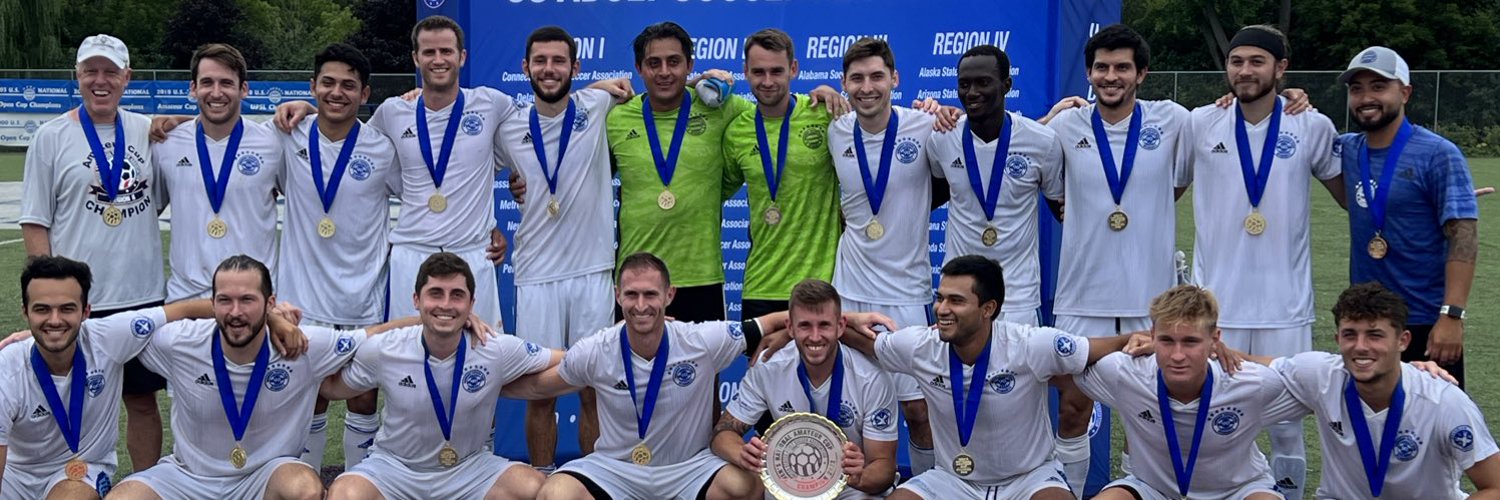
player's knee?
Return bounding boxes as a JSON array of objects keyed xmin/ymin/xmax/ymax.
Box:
[
  {"xmin": 327, "ymin": 475, "xmax": 381, "ymax": 500},
  {"xmin": 711, "ymin": 465, "xmax": 763, "ymax": 500},
  {"xmin": 491, "ymin": 464, "xmax": 546, "ymax": 500},
  {"xmin": 46, "ymin": 478, "xmax": 101, "ymax": 500},
  {"xmin": 103, "ymin": 480, "xmax": 159, "ymax": 500},
  {"xmin": 272, "ymin": 463, "xmax": 324, "ymax": 500},
  {"xmin": 347, "ymin": 390, "xmax": 378, "ymax": 414},
  {"xmin": 537, "ymin": 474, "xmax": 591, "ymax": 500}
]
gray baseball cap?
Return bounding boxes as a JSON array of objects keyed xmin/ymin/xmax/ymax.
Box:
[{"xmin": 1338, "ymin": 46, "xmax": 1409, "ymax": 85}]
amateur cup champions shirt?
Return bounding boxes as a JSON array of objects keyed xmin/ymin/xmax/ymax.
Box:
[{"xmin": 728, "ymin": 344, "xmax": 899, "ymax": 449}]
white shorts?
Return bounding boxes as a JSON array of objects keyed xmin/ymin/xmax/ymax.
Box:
[
  {"xmin": 302, "ymin": 318, "xmax": 379, "ymax": 330},
  {"xmin": 1000, "ymin": 309, "xmax": 1042, "ymax": 326},
  {"xmin": 1101, "ymin": 474, "xmax": 1282, "ymax": 500},
  {"xmin": 388, "ymin": 243, "xmax": 502, "ymax": 327},
  {"xmin": 1054, "ymin": 315, "xmax": 1153, "ymax": 339},
  {"xmin": 898, "ymin": 458, "xmax": 1070, "ymax": 499},
  {"xmin": 117, "ymin": 455, "xmax": 308, "ymax": 499},
  {"xmin": 516, "ymin": 271, "xmax": 614, "ymax": 349},
  {"xmin": 842, "ymin": 298, "xmax": 930, "ymax": 402},
  {"xmin": 1219, "ymin": 325, "xmax": 1312, "ymax": 358},
  {"xmin": 558, "ymin": 448, "xmax": 728, "ymax": 500},
  {"xmin": 342, "ymin": 450, "xmax": 520, "ymax": 499},
  {"xmin": 0, "ymin": 460, "xmax": 115, "ymax": 499}
]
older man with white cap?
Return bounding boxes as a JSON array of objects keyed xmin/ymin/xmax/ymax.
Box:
[
  {"xmin": 19, "ymin": 34, "xmax": 169, "ymax": 473},
  {"xmin": 1336, "ymin": 46, "xmax": 1479, "ymax": 388}
]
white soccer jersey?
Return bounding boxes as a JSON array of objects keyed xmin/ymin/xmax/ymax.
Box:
[
  {"xmin": 1076, "ymin": 353, "xmax": 1307, "ymax": 497},
  {"xmin": 342, "ymin": 326, "xmax": 549, "ymax": 471},
  {"xmin": 927, "ymin": 112, "xmax": 1063, "ymax": 314},
  {"xmin": 19, "ymin": 110, "xmax": 163, "ymax": 310},
  {"xmin": 137, "ymin": 320, "xmax": 361, "ymax": 478},
  {"xmin": 728, "ymin": 345, "xmax": 899, "ymax": 448},
  {"xmin": 370, "ymin": 87, "xmax": 519, "ymax": 249},
  {"xmin": 1272, "ymin": 353, "xmax": 1498, "ymax": 500},
  {"xmin": 0, "ymin": 308, "xmax": 165, "ymax": 472},
  {"xmin": 559, "ymin": 321, "xmax": 748, "ymax": 466},
  {"xmin": 493, "ymin": 89, "xmax": 615, "ymax": 285},
  {"xmin": 276, "ymin": 116, "xmax": 400, "ymax": 326},
  {"xmin": 1049, "ymin": 100, "xmax": 1191, "ymax": 318},
  {"xmin": 153, "ymin": 117, "xmax": 284, "ymax": 302},
  {"xmin": 873, "ymin": 322, "xmax": 1090, "ymax": 485},
  {"xmin": 828, "ymin": 107, "xmax": 937, "ymax": 306},
  {"xmin": 1184, "ymin": 98, "xmax": 1339, "ymax": 328}
]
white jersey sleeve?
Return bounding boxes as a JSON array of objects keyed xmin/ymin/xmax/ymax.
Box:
[
  {"xmin": 686, "ymin": 321, "xmax": 749, "ymax": 372},
  {"xmin": 1437, "ymin": 382, "xmax": 1499, "ymax": 470},
  {"xmin": 341, "ymin": 330, "xmax": 386, "ymax": 392},
  {"xmin": 0, "ymin": 352, "xmax": 22, "ymax": 447},
  {"xmin": 87, "ymin": 306, "xmax": 168, "ymax": 365},
  {"xmin": 557, "ymin": 327, "xmax": 611, "ymax": 388},
  {"xmin": 302, "ymin": 326, "xmax": 365, "ymax": 379},
  {"xmin": 489, "ymin": 334, "xmax": 552, "ymax": 384},
  {"xmin": 872, "ymin": 327, "xmax": 931, "ymax": 376},
  {"xmin": 857, "ymin": 361, "xmax": 899, "ymax": 442},
  {"xmin": 1256, "ymin": 361, "xmax": 1313, "ymax": 423},
  {"xmin": 1020, "ymin": 326, "xmax": 1090, "ymax": 381},
  {"xmin": 20, "ymin": 124, "xmax": 59, "ymax": 226},
  {"xmin": 1073, "ymin": 351, "xmax": 1128, "ymax": 407},
  {"xmin": 726, "ymin": 355, "xmax": 771, "ymax": 425},
  {"xmin": 1304, "ymin": 111, "xmax": 1341, "ymax": 181}
]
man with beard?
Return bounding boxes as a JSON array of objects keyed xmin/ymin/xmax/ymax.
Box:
[
  {"xmin": 1335, "ymin": 47, "xmax": 1478, "ymax": 388},
  {"xmin": 20, "ymin": 34, "xmax": 167, "ymax": 473},
  {"xmin": 491, "ymin": 26, "xmax": 619, "ymax": 470},
  {"xmin": 1181, "ymin": 25, "xmax": 1344, "ymax": 498}
]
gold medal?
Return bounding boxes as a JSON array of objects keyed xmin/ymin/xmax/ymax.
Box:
[
  {"xmin": 547, "ymin": 198, "xmax": 561, "ymax": 218},
  {"xmin": 1368, "ymin": 234, "xmax": 1389, "ymax": 260},
  {"xmin": 428, "ymin": 193, "xmax": 448, "ymax": 213},
  {"xmin": 657, "ymin": 190, "xmax": 676, "ymax": 210},
  {"xmin": 207, "ymin": 217, "xmax": 228, "ymax": 239},
  {"xmin": 101, "ymin": 206, "xmax": 123, "ymax": 227},
  {"xmin": 1243, "ymin": 210, "xmax": 1266, "ymax": 236},
  {"xmin": 981, "ymin": 225, "xmax": 999, "ymax": 247},
  {"xmin": 317, "ymin": 216, "xmax": 336, "ymax": 238},
  {"xmin": 229, "ymin": 443, "xmax": 247, "ymax": 469},
  {"xmin": 865, "ymin": 218, "xmax": 885, "ymax": 240},
  {"xmin": 952, "ymin": 451, "xmax": 976, "ymax": 477},
  {"xmin": 1108, "ymin": 208, "xmax": 1129, "ymax": 231},
  {"xmin": 438, "ymin": 443, "xmax": 459, "ymax": 468},
  {"xmin": 631, "ymin": 443, "xmax": 653, "ymax": 465},
  {"xmin": 65, "ymin": 457, "xmax": 87, "ymax": 481},
  {"xmin": 763, "ymin": 204, "xmax": 782, "ymax": 225}
]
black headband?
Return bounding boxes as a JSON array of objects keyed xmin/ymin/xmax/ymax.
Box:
[{"xmin": 1228, "ymin": 29, "xmax": 1286, "ymax": 60}]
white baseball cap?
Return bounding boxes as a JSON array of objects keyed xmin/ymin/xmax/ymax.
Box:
[
  {"xmin": 1338, "ymin": 46, "xmax": 1409, "ymax": 86},
  {"xmin": 76, "ymin": 34, "xmax": 130, "ymax": 69}
]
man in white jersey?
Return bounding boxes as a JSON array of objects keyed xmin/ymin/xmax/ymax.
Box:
[
  {"xmin": 276, "ymin": 43, "xmax": 399, "ymax": 471},
  {"xmin": 19, "ymin": 34, "xmax": 168, "ymax": 473},
  {"xmin": 1262, "ymin": 283, "xmax": 1499, "ymax": 499},
  {"xmin": 1182, "ymin": 25, "xmax": 1345, "ymax": 497},
  {"xmin": 492, "ymin": 26, "xmax": 617, "ymax": 470},
  {"xmin": 109, "ymin": 255, "xmax": 375, "ymax": 500},
  {"xmin": 835, "ymin": 255, "xmax": 1139, "ymax": 499},
  {"xmin": 319, "ymin": 252, "xmax": 553, "ymax": 500},
  {"xmin": 152, "ymin": 44, "xmax": 285, "ymax": 303},
  {"xmin": 713, "ymin": 278, "xmax": 900, "ymax": 498}
]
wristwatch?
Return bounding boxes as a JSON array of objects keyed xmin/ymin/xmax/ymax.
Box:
[{"xmin": 1440, "ymin": 305, "xmax": 1467, "ymax": 320}]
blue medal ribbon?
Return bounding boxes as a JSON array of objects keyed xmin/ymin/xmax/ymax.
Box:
[
  {"xmin": 416, "ymin": 91, "xmax": 466, "ymax": 190},
  {"xmin": 308, "ymin": 120, "xmax": 361, "ymax": 214},
  {"xmin": 755, "ymin": 96, "xmax": 796, "ymax": 203},
  {"xmin": 1157, "ymin": 368, "xmax": 1213, "ymax": 496},
  {"xmin": 961, "ymin": 114, "xmax": 1012, "ymax": 222},
  {"xmin": 1233, "ymin": 98, "xmax": 1283, "ymax": 210},
  {"xmin": 530, "ymin": 99, "xmax": 577, "ymax": 197},
  {"xmin": 947, "ymin": 338, "xmax": 991, "ymax": 450},
  {"xmin": 1091, "ymin": 103, "xmax": 1142, "ymax": 206},
  {"xmin": 1358, "ymin": 120, "xmax": 1414, "ymax": 236},
  {"xmin": 77, "ymin": 106, "xmax": 126, "ymax": 202},
  {"xmin": 853, "ymin": 111, "xmax": 900, "ymax": 217},
  {"xmin": 1346, "ymin": 375, "xmax": 1405, "ymax": 497},
  {"xmin": 642, "ymin": 94, "xmax": 692, "ymax": 189},
  {"xmin": 30, "ymin": 345, "xmax": 87, "ymax": 454},
  {"xmin": 195, "ymin": 119, "xmax": 246, "ymax": 215},
  {"xmin": 422, "ymin": 333, "xmax": 468, "ymax": 442},
  {"xmin": 212, "ymin": 328, "xmax": 270, "ymax": 445},
  {"xmin": 620, "ymin": 326, "xmax": 670, "ymax": 440},
  {"xmin": 796, "ymin": 347, "xmax": 844, "ymax": 423}
]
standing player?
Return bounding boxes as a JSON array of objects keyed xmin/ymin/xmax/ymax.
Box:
[
  {"xmin": 493, "ymin": 26, "xmax": 617, "ymax": 469},
  {"xmin": 276, "ymin": 43, "xmax": 399, "ymax": 470},
  {"xmin": 713, "ymin": 278, "xmax": 900, "ymax": 498},
  {"xmin": 1182, "ymin": 25, "xmax": 1344, "ymax": 497},
  {"xmin": 20, "ymin": 34, "xmax": 168, "ymax": 473},
  {"xmin": 1336, "ymin": 47, "xmax": 1479, "ymax": 387}
]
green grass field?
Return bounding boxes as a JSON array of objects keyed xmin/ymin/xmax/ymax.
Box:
[{"xmin": 0, "ymin": 154, "xmax": 1495, "ymax": 495}]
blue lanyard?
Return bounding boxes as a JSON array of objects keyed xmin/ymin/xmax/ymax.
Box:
[
  {"xmin": 30, "ymin": 345, "xmax": 87, "ymax": 454},
  {"xmin": 1157, "ymin": 368, "xmax": 1213, "ymax": 496},
  {"xmin": 755, "ymin": 96, "xmax": 796, "ymax": 203},
  {"xmin": 77, "ymin": 106, "xmax": 125, "ymax": 201},
  {"xmin": 1346, "ymin": 375, "xmax": 1405, "ymax": 497},
  {"xmin": 212, "ymin": 329, "xmax": 270, "ymax": 444},
  {"xmin": 1233, "ymin": 98, "xmax": 1283, "ymax": 209},
  {"xmin": 620, "ymin": 326, "xmax": 670, "ymax": 440},
  {"xmin": 308, "ymin": 120, "xmax": 360, "ymax": 214},
  {"xmin": 529, "ymin": 99, "xmax": 577, "ymax": 196},
  {"xmin": 422, "ymin": 334, "xmax": 468, "ymax": 442},
  {"xmin": 195, "ymin": 119, "xmax": 246, "ymax": 215},
  {"xmin": 961, "ymin": 114, "xmax": 1012, "ymax": 221},
  {"xmin": 1357, "ymin": 120, "xmax": 1414, "ymax": 234},
  {"xmin": 642, "ymin": 94, "xmax": 692, "ymax": 189},
  {"xmin": 796, "ymin": 347, "xmax": 844, "ymax": 423},
  {"xmin": 947, "ymin": 338, "xmax": 991, "ymax": 449},
  {"xmin": 853, "ymin": 111, "xmax": 900, "ymax": 217},
  {"xmin": 1091, "ymin": 103, "xmax": 1142, "ymax": 206},
  {"xmin": 416, "ymin": 91, "xmax": 466, "ymax": 190}
]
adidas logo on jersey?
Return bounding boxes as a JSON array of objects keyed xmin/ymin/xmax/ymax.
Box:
[
  {"xmin": 1329, "ymin": 421, "xmax": 1344, "ymax": 437},
  {"xmin": 297, "ymin": 148, "xmax": 309, "ymax": 159},
  {"xmin": 1211, "ymin": 142, "xmax": 1229, "ymax": 154},
  {"xmin": 521, "ymin": 132, "xmax": 533, "ymax": 144},
  {"xmin": 1275, "ymin": 477, "xmax": 1298, "ymax": 492},
  {"xmin": 399, "ymin": 375, "xmax": 417, "ymax": 388},
  {"xmin": 175, "ymin": 156, "xmax": 192, "ymax": 167},
  {"xmin": 195, "ymin": 373, "xmax": 214, "ymax": 386},
  {"xmin": 842, "ymin": 147, "xmax": 856, "ymax": 158},
  {"xmin": 949, "ymin": 158, "xmax": 963, "ymax": 169},
  {"xmin": 613, "ymin": 380, "xmax": 628, "ymax": 391},
  {"xmin": 401, "ymin": 128, "xmax": 416, "ymax": 139},
  {"xmin": 928, "ymin": 376, "xmax": 946, "ymax": 389},
  {"xmin": 1075, "ymin": 138, "xmax": 1091, "ymax": 149},
  {"xmin": 626, "ymin": 130, "xmax": 640, "ymax": 140},
  {"xmin": 779, "ymin": 401, "xmax": 796, "ymax": 413},
  {"xmin": 31, "ymin": 405, "xmax": 50, "ymax": 418},
  {"xmin": 1137, "ymin": 410, "xmax": 1156, "ymax": 423}
]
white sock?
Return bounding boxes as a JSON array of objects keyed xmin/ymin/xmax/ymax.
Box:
[
  {"xmin": 300, "ymin": 413, "xmax": 328, "ymax": 470},
  {"xmin": 344, "ymin": 411, "xmax": 380, "ymax": 469},
  {"xmin": 908, "ymin": 444, "xmax": 935, "ymax": 476},
  {"xmin": 1056, "ymin": 433, "xmax": 1090, "ymax": 498},
  {"xmin": 1121, "ymin": 450, "xmax": 1134, "ymax": 476},
  {"xmin": 1270, "ymin": 421, "xmax": 1307, "ymax": 496}
]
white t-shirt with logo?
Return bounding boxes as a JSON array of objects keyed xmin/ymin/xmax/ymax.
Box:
[{"xmin": 729, "ymin": 344, "xmax": 899, "ymax": 448}]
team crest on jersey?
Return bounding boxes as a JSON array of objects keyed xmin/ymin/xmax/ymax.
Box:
[
  {"xmin": 335, "ymin": 334, "xmax": 355, "ymax": 355},
  {"xmin": 86, "ymin": 371, "xmax": 106, "ymax": 398},
  {"xmin": 524, "ymin": 342, "xmax": 542, "ymax": 355},
  {"xmin": 1087, "ymin": 402, "xmax": 1105, "ymax": 437},
  {"xmin": 895, "ymin": 137, "xmax": 921, "ymax": 164},
  {"xmin": 131, "ymin": 316, "xmax": 155, "ymax": 338},
  {"xmin": 1394, "ymin": 430, "xmax": 1422, "ymax": 461},
  {"xmin": 1053, "ymin": 334, "xmax": 1077, "ymax": 357},
  {"xmin": 837, "ymin": 401, "xmax": 858, "ymax": 427},
  {"xmin": 870, "ymin": 408, "xmax": 894, "ymax": 430},
  {"xmin": 1139, "ymin": 125, "xmax": 1163, "ymax": 150},
  {"xmin": 349, "ymin": 155, "xmax": 374, "ymax": 181},
  {"xmin": 1274, "ymin": 132, "xmax": 1298, "ymax": 159},
  {"xmin": 1210, "ymin": 407, "xmax": 1244, "ymax": 435},
  {"xmin": 988, "ymin": 371, "xmax": 1016, "ymax": 394},
  {"xmin": 1331, "ymin": 139, "xmax": 1343, "ymax": 158},
  {"xmin": 726, "ymin": 322, "xmax": 744, "ymax": 339},
  {"xmin": 423, "ymin": 0, "xmax": 444, "ymax": 7},
  {"xmin": 1354, "ymin": 179, "xmax": 1379, "ymax": 208},
  {"xmin": 462, "ymin": 365, "xmax": 491, "ymax": 393},
  {"xmin": 669, "ymin": 360, "xmax": 698, "ymax": 387},
  {"xmin": 1451, "ymin": 425, "xmax": 1476, "ymax": 452},
  {"xmin": 686, "ymin": 114, "xmax": 709, "ymax": 136},
  {"xmin": 461, "ymin": 112, "xmax": 485, "ymax": 136},
  {"xmin": 1005, "ymin": 154, "xmax": 1030, "ymax": 178},
  {"xmin": 800, "ymin": 124, "xmax": 827, "ymax": 149},
  {"xmin": 235, "ymin": 151, "xmax": 264, "ymax": 176},
  {"xmin": 265, "ymin": 363, "xmax": 292, "ymax": 392},
  {"xmin": 573, "ymin": 110, "xmax": 590, "ymax": 132},
  {"xmin": 95, "ymin": 472, "xmax": 111, "ymax": 497}
]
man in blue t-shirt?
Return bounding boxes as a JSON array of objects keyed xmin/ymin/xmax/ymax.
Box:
[{"xmin": 1336, "ymin": 46, "xmax": 1478, "ymax": 387}]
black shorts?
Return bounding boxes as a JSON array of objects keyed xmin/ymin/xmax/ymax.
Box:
[
  {"xmin": 616, "ymin": 283, "xmax": 725, "ymax": 323},
  {"xmin": 740, "ymin": 299, "xmax": 787, "ymax": 321},
  {"xmin": 91, "ymin": 301, "xmax": 167, "ymax": 395},
  {"xmin": 1401, "ymin": 323, "xmax": 1465, "ymax": 389}
]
